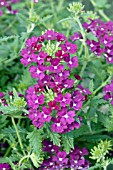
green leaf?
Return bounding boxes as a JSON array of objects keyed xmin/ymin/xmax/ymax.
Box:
[
  {"xmin": 0, "ymin": 134, "xmax": 5, "ymax": 140},
  {"xmin": 89, "ymin": 79, "xmax": 94, "ymax": 93},
  {"xmin": 45, "ymin": 124, "xmax": 61, "ymax": 146},
  {"xmin": 0, "ymin": 114, "xmax": 9, "ymax": 129},
  {"xmin": 26, "ymin": 128, "xmax": 43, "ymax": 154},
  {"xmin": 57, "ymin": 17, "xmax": 72, "ymax": 24},
  {"xmin": 0, "ymin": 157, "xmax": 16, "ymax": 170},
  {"xmin": 87, "ymin": 32, "xmax": 98, "ymax": 42},
  {"xmin": 0, "ymin": 105, "xmax": 19, "ymax": 115},
  {"xmin": 62, "ymin": 133, "xmax": 74, "ymax": 153},
  {"xmin": 72, "ymin": 124, "xmax": 89, "ymax": 138},
  {"xmin": 0, "ymin": 35, "xmax": 19, "ymax": 43},
  {"xmin": 26, "ymin": 128, "xmax": 44, "ymax": 168},
  {"xmin": 99, "ymin": 113, "xmax": 113, "ymax": 132},
  {"xmin": 2, "ymin": 125, "xmax": 27, "ymax": 136},
  {"xmin": 16, "ymin": 13, "xmax": 30, "ymax": 25},
  {"xmin": 13, "ymin": 88, "xmax": 19, "ymax": 99},
  {"xmin": 95, "ymin": 0, "xmax": 108, "ymax": 8},
  {"xmin": 80, "ymin": 135, "xmax": 111, "ymax": 143},
  {"xmin": 88, "ymin": 164, "xmax": 102, "ymax": 170}
]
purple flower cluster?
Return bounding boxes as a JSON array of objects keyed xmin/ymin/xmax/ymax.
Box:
[
  {"xmin": 0, "ymin": 163, "xmax": 11, "ymax": 170},
  {"xmin": 39, "ymin": 140, "xmax": 90, "ymax": 170},
  {"xmin": 83, "ymin": 19, "xmax": 113, "ymax": 64},
  {"xmin": 0, "ymin": 0, "xmax": 20, "ymax": 16},
  {"xmin": 103, "ymin": 80, "xmax": 113, "ymax": 105},
  {"xmin": 21, "ymin": 30, "xmax": 91, "ymax": 133},
  {"xmin": 0, "ymin": 92, "xmax": 8, "ymax": 106}
]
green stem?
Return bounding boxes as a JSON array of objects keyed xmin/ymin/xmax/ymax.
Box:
[
  {"xmin": 75, "ymin": 17, "xmax": 89, "ymax": 57},
  {"xmin": 90, "ymin": 0, "xmax": 110, "ymax": 21},
  {"xmin": 50, "ymin": 0, "xmax": 57, "ymax": 23},
  {"xmin": 74, "ymin": 17, "xmax": 89, "ymax": 84},
  {"xmin": 4, "ymin": 146, "xmax": 11, "ymax": 157},
  {"xmin": 11, "ymin": 117, "xmax": 26, "ymax": 156},
  {"xmin": 77, "ymin": 76, "xmax": 112, "ymax": 116},
  {"xmin": 93, "ymin": 76, "xmax": 112, "ymax": 95},
  {"xmin": 83, "ymin": 128, "xmax": 106, "ymax": 135},
  {"xmin": 3, "ymin": 18, "xmax": 17, "ymax": 33},
  {"xmin": 87, "ymin": 121, "xmax": 92, "ymax": 134},
  {"xmin": 19, "ymin": 155, "xmax": 30, "ymax": 166},
  {"xmin": 104, "ymin": 167, "xmax": 107, "ymax": 170},
  {"xmin": 79, "ymin": 61, "xmax": 87, "ymax": 77}
]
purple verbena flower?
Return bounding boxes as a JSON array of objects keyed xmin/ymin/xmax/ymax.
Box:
[
  {"xmin": 103, "ymin": 80, "xmax": 113, "ymax": 105},
  {"xmin": 60, "ymin": 41, "xmax": 77, "ymax": 54}
]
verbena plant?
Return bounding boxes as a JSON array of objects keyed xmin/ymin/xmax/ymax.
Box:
[{"xmin": 0, "ymin": 1, "xmax": 113, "ymax": 170}]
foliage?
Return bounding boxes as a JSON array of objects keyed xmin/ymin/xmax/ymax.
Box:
[{"xmin": 0, "ymin": 0, "xmax": 113, "ymax": 170}]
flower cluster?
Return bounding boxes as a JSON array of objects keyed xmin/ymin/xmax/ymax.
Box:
[
  {"xmin": 21, "ymin": 30, "xmax": 91, "ymax": 133},
  {"xmin": 103, "ymin": 80, "xmax": 113, "ymax": 105},
  {"xmin": 0, "ymin": 0, "xmax": 20, "ymax": 16},
  {"xmin": 0, "ymin": 0, "xmax": 38, "ymax": 16},
  {"xmin": 83, "ymin": 19, "xmax": 113, "ymax": 64},
  {"xmin": 39, "ymin": 140, "xmax": 90, "ymax": 170},
  {"xmin": 0, "ymin": 163, "xmax": 11, "ymax": 170}
]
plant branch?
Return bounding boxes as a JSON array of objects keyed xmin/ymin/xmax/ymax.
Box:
[
  {"xmin": 11, "ymin": 117, "xmax": 26, "ymax": 156},
  {"xmin": 90, "ymin": 0, "xmax": 110, "ymax": 21}
]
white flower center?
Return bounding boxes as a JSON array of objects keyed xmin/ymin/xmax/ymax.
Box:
[
  {"xmin": 74, "ymin": 160, "xmax": 77, "ymax": 163},
  {"xmin": 104, "ymin": 40, "xmax": 107, "ymax": 44},
  {"xmin": 35, "ymin": 99, "xmax": 38, "ymax": 103},
  {"xmin": 1, "ymin": 2, "xmax": 5, "ymax": 5},
  {"xmin": 44, "ymin": 114, "xmax": 47, "ymax": 118},
  {"xmin": 67, "ymin": 46, "xmax": 70, "ymax": 50},
  {"xmin": 28, "ymin": 58, "xmax": 31, "ymax": 62},
  {"xmin": 57, "ymin": 123, "xmax": 61, "ymax": 127},
  {"xmin": 64, "ymin": 114, "xmax": 68, "ymax": 119},
  {"xmin": 107, "ymin": 49, "xmax": 111, "ymax": 53},
  {"xmin": 59, "ymin": 73, "xmax": 63, "ymax": 77},
  {"xmin": 69, "ymin": 61, "xmax": 72, "ymax": 64},
  {"xmin": 54, "ymin": 66, "xmax": 58, "ymax": 69},
  {"xmin": 37, "ymin": 69, "xmax": 41, "ymax": 74},
  {"xmin": 59, "ymin": 158, "xmax": 63, "ymax": 161},
  {"xmin": 90, "ymin": 44, "xmax": 94, "ymax": 47},
  {"xmin": 62, "ymin": 98, "xmax": 66, "ymax": 102},
  {"xmin": 108, "ymin": 57, "xmax": 112, "ymax": 61},
  {"xmin": 37, "ymin": 56, "xmax": 41, "ymax": 60}
]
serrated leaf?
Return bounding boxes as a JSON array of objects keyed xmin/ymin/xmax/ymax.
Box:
[
  {"xmin": 49, "ymin": 132, "xmax": 61, "ymax": 146},
  {"xmin": 72, "ymin": 124, "xmax": 89, "ymax": 138},
  {"xmin": 0, "ymin": 114, "xmax": 9, "ymax": 129},
  {"xmin": 2, "ymin": 125, "xmax": 27, "ymax": 136},
  {"xmin": 0, "ymin": 157, "xmax": 16, "ymax": 170},
  {"xmin": 99, "ymin": 113, "xmax": 113, "ymax": 132},
  {"xmin": 16, "ymin": 13, "xmax": 30, "ymax": 25},
  {"xmin": 0, "ymin": 134, "xmax": 5, "ymax": 140},
  {"xmin": 88, "ymin": 164, "xmax": 102, "ymax": 170},
  {"xmin": 80, "ymin": 135, "xmax": 111, "ymax": 143},
  {"xmin": 89, "ymin": 80, "xmax": 94, "ymax": 93},
  {"xmin": 42, "ymin": 15, "xmax": 53, "ymax": 22},
  {"xmin": 26, "ymin": 128, "xmax": 43, "ymax": 154},
  {"xmin": 13, "ymin": 88, "xmax": 19, "ymax": 99},
  {"xmin": 87, "ymin": 32, "xmax": 98, "ymax": 42},
  {"xmin": 0, "ymin": 105, "xmax": 20, "ymax": 115},
  {"xmin": 95, "ymin": 0, "xmax": 107, "ymax": 8},
  {"xmin": 45, "ymin": 124, "xmax": 61, "ymax": 146},
  {"xmin": 0, "ymin": 35, "xmax": 19, "ymax": 43},
  {"xmin": 57, "ymin": 17, "xmax": 72, "ymax": 24},
  {"xmin": 62, "ymin": 133, "xmax": 74, "ymax": 153}
]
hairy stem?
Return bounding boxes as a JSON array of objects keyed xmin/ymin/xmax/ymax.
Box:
[
  {"xmin": 19, "ymin": 155, "xmax": 30, "ymax": 166},
  {"xmin": 93, "ymin": 76, "xmax": 112, "ymax": 95},
  {"xmin": 90, "ymin": 0, "xmax": 110, "ymax": 21},
  {"xmin": 4, "ymin": 146, "xmax": 11, "ymax": 157},
  {"xmin": 11, "ymin": 117, "xmax": 26, "ymax": 156}
]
